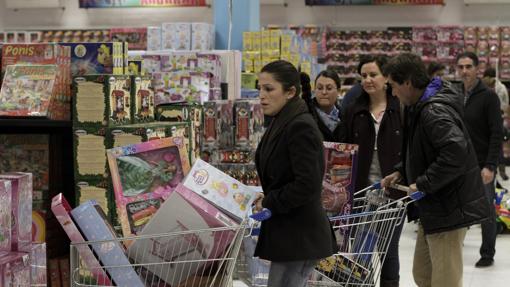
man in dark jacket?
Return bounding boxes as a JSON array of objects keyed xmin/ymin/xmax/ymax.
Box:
[
  {"xmin": 456, "ymin": 52, "xmax": 503, "ymax": 268},
  {"xmin": 382, "ymin": 53, "xmax": 490, "ymax": 287}
]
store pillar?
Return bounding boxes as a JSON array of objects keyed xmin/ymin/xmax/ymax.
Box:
[{"xmin": 214, "ymin": 0, "xmax": 260, "ymax": 50}]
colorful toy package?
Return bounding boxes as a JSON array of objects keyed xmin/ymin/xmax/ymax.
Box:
[
  {"xmin": 51, "ymin": 193, "xmax": 111, "ymax": 285},
  {"xmin": 153, "ymin": 71, "xmax": 211, "ymax": 105},
  {"xmin": 111, "ymin": 28, "xmax": 147, "ymax": 51},
  {"xmin": 131, "ymin": 75, "xmax": 155, "ymax": 123},
  {"xmin": 0, "ymin": 65, "xmax": 58, "ymax": 117},
  {"xmin": 191, "ymin": 23, "xmax": 215, "ymax": 50},
  {"xmin": 60, "ymin": 42, "xmax": 124, "ymax": 76},
  {"xmin": 72, "ymin": 75, "xmax": 107, "ymax": 126},
  {"xmin": 183, "ymin": 158, "xmax": 258, "ymax": 221},
  {"xmin": 202, "ymin": 100, "xmax": 234, "ymax": 148},
  {"xmin": 161, "ymin": 23, "xmax": 191, "ymax": 50},
  {"xmin": 30, "ymin": 243, "xmax": 47, "ymax": 286},
  {"xmin": 0, "ymin": 173, "xmax": 32, "ymax": 253},
  {"xmin": 234, "ymin": 100, "xmax": 264, "ymax": 149},
  {"xmin": 71, "ymin": 200, "xmax": 144, "ymax": 287},
  {"xmin": 0, "ymin": 252, "xmax": 31, "ymax": 287},
  {"xmin": 107, "ymin": 137, "xmax": 191, "ymax": 237},
  {"xmin": 147, "ymin": 26, "xmax": 162, "ymax": 51},
  {"xmin": 73, "ymin": 127, "xmax": 107, "ymax": 178},
  {"xmin": 127, "ymin": 183, "xmax": 237, "ymax": 287},
  {"xmin": 106, "ymin": 75, "xmax": 132, "ymax": 126},
  {"xmin": 0, "ymin": 180, "xmax": 12, "ymax": 252}
]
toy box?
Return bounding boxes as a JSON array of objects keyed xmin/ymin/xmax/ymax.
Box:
[
  {"xmin": 160, "ymin": 51, "xmax": 197, "ymax": 72},
  {"xmin": 107, "ymin": 137, "xmax": 191, "ymax": 237},
  {"xmin": 0, "ymin": 173, "xmax": 32, "ymax": 253},
  {"xmin": 73, "ymin": 126, "xmax": 107, "ymax": 178},
  {"xmin": 106, "ymin": 75, "xmax": 132, "ymax": 126},
  {"xmin": 60, "ymin": 42, "xmax": 124, "ymax": 76},
  {"xmin": 0, "ymin": 65, "xmax": 58, "ymax": 117},
  {"xmin": 234, "ymin": 100, "xmax": 264, "ymax": 149},
  {"xmin": 51, "ymin": 194, "xmax": 111, "ymax": 285},
  {"xmin": 71, "ymin": 200, "xmax": 144, "ymax": 287},
  {"xmin": 141, "ymin": 55, "xmax": 161, "ymax": 74},
  {"xmin": 161, "ymin": 23, "xmax": 191, "ymax": 50},
  {"xmin": 111, "ymin": 28, "xmax": 147, "ymax": 51},
  {"xmin": 183, "ymin": 158, "xmax": 258, "ymax": 221},
  {"xmin": 153, "ymin": 71, "xmax": 211, "ymax": 105},
  {"xmin": 127, "ymin": 183, "xmax": 237, "ymax": 287},
  {"xmin": 147, "ymin": 26, "xmax": 162, "ymax": 51},
  {"xmin": 191, "ymin": 23, "xmax": 215, "ymax": 50},
  {"xmin": 0, "ymin": 181, "xmax": 12, "ymax": 252},
  {"xmin": 72, "ymin": 75, "xmax": 108, "ymax": 126},
  {"xmin": 203, "ymin": 100, "xmax": 234, "ymax": 148},
  {"xmin": 76, "ymin": 176, "xmax": 110, "ymax": 218},
  {"xmin": 30, "ymin": 243, "xmax": 47, "ymax": 286},
  {"xmin": 197, "ymin": 53, "xmax": 222, "ymax": 88},
  {"xmin": 131, "ymin": 75, "xmax": 155, "ymax": 123},
  {"xmin": 0, "ymin": 252, "xmax": 31, "ymax": 287}
]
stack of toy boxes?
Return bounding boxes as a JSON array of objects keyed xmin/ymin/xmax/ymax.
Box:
[
  {"xmin": 155, "ymin": 22, "xmax": 215, "ymax": 51},
  {"xmin": 0, "ymin": 43, "xmax": 72, "ymax": 120},
  {"xmin": 0, "ymin": 173, "xmax": 45, "ymax": 286},
  {"xmin": 59, "ymin": 42, "xmax": 126, "ymax": 76}
]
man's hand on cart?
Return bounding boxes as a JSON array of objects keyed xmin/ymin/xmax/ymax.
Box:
[{"xmin": 381, "ymin": 171, "xmax": 403, "ymax": 188}]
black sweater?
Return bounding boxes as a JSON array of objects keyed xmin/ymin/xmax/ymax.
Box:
[{"xmin": 463, "ymin": 80, "xmax": 503, "ymax": 169}]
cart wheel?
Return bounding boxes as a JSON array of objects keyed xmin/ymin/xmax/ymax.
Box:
[{"xmin": 497, "ymin": 221, "xmax": 505, "ymax": 234}]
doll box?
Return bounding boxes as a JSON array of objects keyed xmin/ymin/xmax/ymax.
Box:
[
  {"xmin": 106, "ymin": 75, "xmax": 132, "ymax": 126},
  {"xmin": 0, "ymin": 252, "xmax": 31, "ymax": 287},
  {"xmin": 161, "ymin": 23, "xmax": 191, "ymax": 50},
  {"xmin": 30, "ymin": 243, "xmax": 47, "ymax": 286},
  {"xmin": 107, "ymin": 137, "xmax": 191, "ymax": 238},
  {"xmin": 183, "ymin": 158, "xmax": 258, "ymax": 221},
  {"xmin": 131, "ymin": 75, "xmax": 155, "ymax": 123},
  {"xmin": 0, "ymin": 180, "xmax": 12, "ymax": 252},
  {"xmin": 71, "ymin": 200, "xmax": 144, "ymax": 287},
  {"xmin": 73, "ymin": 126, "xmax": 107, "ymax": 178},
  {"xmin": 72, "ymin": 75, "xmax": 108, "ymax": 126},
  {"xmin": 127, "ymin": 183, "xmax": 237, "ymax": 287},
  {"xmin": 0, "ymin": 173, "xmax": 32, "ymax": 253}
]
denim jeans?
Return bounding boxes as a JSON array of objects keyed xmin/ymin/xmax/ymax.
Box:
[
  {"xmin": 267, "ymin": 259, "xmax": 318, "ymax": 287},
  {"xmin": 480, "ymin": 181, "xmax": 497, "ymax": 259}
]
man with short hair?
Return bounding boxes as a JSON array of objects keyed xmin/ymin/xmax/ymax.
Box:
[
  {"xmin": 382, "ymin": 53, "xmax": 490, "ymax": 287},
  {"xmin": 456, "ymin": 51, "xmax": 503, "ymax": 268}
]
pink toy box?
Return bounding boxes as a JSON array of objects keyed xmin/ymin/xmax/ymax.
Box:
[
  {"xmin": 0, "ymin": 252, "xmax": 31, "ymax": 287},
  {"xmin": 107, "ymin": 136, "xmax": 191, "ymax": 238},
  {"xmin": 0, "ymin": 180, "xmax": 12, "ymax": 252},
  {"xmin": 127, "ymin": 183, "xmax": 237, "ymax": 287},
  {"xmin": 0, "ymin": 173, "xmax": 32, "ymax": 253}
]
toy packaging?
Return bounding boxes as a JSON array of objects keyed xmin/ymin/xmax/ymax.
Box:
[
  {"xmin": 183, "ymin": 158, "xmax": 258, "ymax": 221},
  {"xmin": 191, "ymin": 23, "xmax": 215, "ymax": 50},
  {"xmin": 131, "ymin": 75, "xmax": 155, "ymax": 123},
  {"xmin": 161, "ymin": 23, "xmax": 191, "ymax": 50},
  {"xmin": 160, "ymin": 51, "xmax": 198, "ymax": 72},
  {"xmin": 127, "ymin": 183, "xmax": 237, "ymax": 287},
  {"xmin": 106, "ymin": 75, "xmax": 132, "ymax": 126},
  {"xmin": 0, "ymin": 252, "xmax": 31, "ymax": 287},
  {"xmin": 71, "ymin": 200, "xmax": 144, "ymax": 287},
  {"xmin": 141, "ymin": 55, "xmax": 161, "ymax": 74},
  {"xmin": 51, "ymin": 193, "xmax": 111, "ymax": 285},
  {"xmin": 203, "ymin": 100, "xmax": 234, "ymax": 148},
  {"xmin": 147, "ymin": 26, "xmax": 162, "ymax": 51},
  {"xmin": 107, "ymin": 137, "xmax": 191, "ymax": 237},
  {"xmin": 0, "ymin": 180, "xmax": 12, "ymax": 252},
  {"xmin": 0, "ymin": 173, "xmax": 32, "ymax": 253},
  {"xmin": 76, "ymin": 178, "xmax": 110, "ymax": 217},
  {"xmin": 111, "ymin": 28, "xmax": 147, "ymax": 51},
  {"xmin": 31, "ymin": 211, "xmax": 46, "ymax": 244},
  {"xmin": 0, "ymin": 65, "xmax": 58, "ymax": 117},
  {"xmin": 60, "ymin": 42, "xmax": 124, "ymax": 76},
  {"xmin": 72, "ymin": 75, "xmax": 108, "ymax": 126},
  {"xmin": 30, "ymin": 243, "xmax": 47, "ymax": 286},
  {"xmin": 153, "ymin": 71, "xmax": 211, "ymax": 105},
  {"xmin": 234, "ymin": 100, "xmax": 264, "ymax": 149},
  {"xmin": 73, "ymin": 127, "xmax": 107, "ymax": 178}
]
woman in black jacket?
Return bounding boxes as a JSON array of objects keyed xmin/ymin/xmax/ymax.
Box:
[
  {"xmin": 253, "ymin": 60, "xmax": 337, "ymax": 287},
  {"xmin": 338, "ymin": 55, "xmax": 403, "ymax": 287},
  {"xmin": 303, "ymin": 70, "xmax": 342, "ymax": 142}
]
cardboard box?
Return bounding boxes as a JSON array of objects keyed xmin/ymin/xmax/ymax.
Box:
[
  {"xmin": 75, "ymin": 176, "xmax": 110, "ymax": 218},
  {"xmin": 0, "ymin": 252, "xmax": 31, "ymax": 287},
  {"xmin": 131, "ymin": 75, "xmax": 155, "ymax": 123},
  {"xmin": 191, "ymin": 23, "xmax": 215, "ymax": 50},
  {"xmin": 31, "ymin": 211, "xmax": 46, "ymax": 244},
  {"xmin": 73, "ymin": 127, "xmax": 107, "ymax": 178},
  {"xmin": 127, "ymin": 183, "xmax": 237, "ymax": 287},
  {"xmin": 183, "ymin": 159, "xmax": 258, "ymax": 221},
  {"xmin": 202, "ymin": 100, "xmax": 234, "ymax": 148},
  {"xmin": 106, "ymin": 75, "xmax": 132, "ymax": 126},
  {"xmin": 153, "ymin": 71, "xmax": 211, "ymax": 105},
  {"xmin": 161, "ymin": 23, "xmax": 191, "ymax": 50},
  {"xmin": 261, "ymin": 30, "xmax": 271, "ymax": 51},
  {"xmin": 0, "ymin": 173, "xmax": 32, "ymax": 253},
  {"xmin": 107, "ymin": 137, "xmax": 191, "ymax": 237},
  {"xmin": 51, "ymin": 194, "xmax": 111, "ymax": 285},
  {"xmin": 147, "ymin": 26, "xmax": 162, "ymax": 51},
  {"xmin": 72, "ymin": 75, "xmax": 108, "ymax": 127},
  {"xmin": 60, "ymin": 42, "xmax": 124, "ymax": 76},
  {"xmin": 252, "ymin": 32, "xmax": 261, "ymax": 51},
  {"xmin": 234, "ymin": 100, "xmax": 264, "ymax": 149},
  {"xmin": 30, "ymin": 243, "xmax": 47, "ymax": 286},
  {"xmin": 71, "ymin": 200, "xmax": 144, "ymax": 287},
  {"xmin": 0, "ymin": 180, "xmax": 12, "ymax": 252},
  {"xmin": 111, "ymin": 28, "xmax": 147, "ymax": 51},
  {"xmin": 243, "ymin": 31, "xmax": 253, "ymax": 51}
]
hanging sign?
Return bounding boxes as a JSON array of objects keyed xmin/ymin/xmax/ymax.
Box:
[{"xmin": 79, "ymin": 0, "xmax": 207, "ymax": 8}]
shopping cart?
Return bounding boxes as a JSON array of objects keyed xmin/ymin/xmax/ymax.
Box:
[
  {"xmin": 69, "ymin": 219, "xmax": 262, "ymax": 287},
  {"xmin": 236, "ymin": 183, "xmax": 424, "ymax": 287}
]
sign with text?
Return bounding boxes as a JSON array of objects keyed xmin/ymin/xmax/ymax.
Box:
[
  {"xmin": 305, "ymin": 0, "xmax": 443, "ymax": 5},
  {"xmin": 79, "ymin": 0, "xmax": 206, "ymax": 8}
]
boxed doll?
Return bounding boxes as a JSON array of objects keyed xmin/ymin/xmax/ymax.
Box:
[
  {"xmin": 127, "ymin": 183, "xmax": 237, "ymax": 287},
  {"xmin": 0, "ymin": 65, "xmax": 58, "ymax": 117},
  {"xmin": 0, "ymin": 173, "xmax": 32, "ymax": 253},
  {"xmin": 203, "ymin": 100, "xmax": 234, "ymax": 148},
  {"xmin": 71, "ymin": 200, "xmax": 144, "ymax": 287},
  {"xmin": 0, "ymin": 252, "xmax": 31, "ymax": 287},
  {"xmin": 183, "ymin": 159, "xmax": 258, "ymax": 221},
  {"xmin": 131, "ymin": 75, "xmax": 155, "ymax": 123},
  {"xmin": 60, "ymin": 42, "xmax": 124, "ymax": 76},
  {"xmin": 107, "ymin": 137, "xmax": 191, "ymax": 237},
  {"xmin": 161, "ymin": 23, "xmax": 191, "ymax": 50},
  {"xmin": 51, "ymin": 193, "xmax": 111, "ymax": 285},
  {"xmin": 106, "ymin": 75, "xmax": 132, "ymax": 126},
  {"xmin": 234, "ymin": 100, "xmax": 264, "ymax": 149},
  {"xmin": 0, "ymin": 180, "xmax": 12, "ymax": 252}
]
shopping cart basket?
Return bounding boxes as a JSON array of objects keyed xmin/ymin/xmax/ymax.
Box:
[
  {"xmin": 236, "ymin": 183, "xmax": 424, "ymax": 287},
  {"xmin": 69, "ymin": 220, "xmax": 258, "ymax": 287}
]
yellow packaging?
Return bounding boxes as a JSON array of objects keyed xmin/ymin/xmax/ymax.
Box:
[
  {"xmin": 245, "ymin": 51, "xmax": 261, "ymax": 61},
  {"xmin": 281, "ymin": 34, "xmax": 292, "ymax": 54},
  {"xmin": 261, "ymin": 30, "xmax": 271, "ymax": 51},
  {"xmin": 301, "ymin": 61, "xmax": 312, "ymax": 76},
  {"xmin": 280, "ymin": 53, "xmax": 291, "ymax": 62},
  {"xmin": 254, "ymin": 59, "xmax": 263, "ymax": 73},
  {"xmin": 243, "ymin": 31, "xmax": 253, "ymax": 51},
  {"xmin": 252, "ymin": 31, "xmax": 261, "ymax": 51},
  {"xmin": 270, "ymin": 29, "xmax": 282, "ymax": 50},
  {"xmin": 243, "ymin": 59, "xmax": 254, "ymax": 73}
]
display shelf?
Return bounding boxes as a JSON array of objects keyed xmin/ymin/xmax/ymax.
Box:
[{"xmin": 0, "ymin": 118, "xmax": 71, "ymax": 132}]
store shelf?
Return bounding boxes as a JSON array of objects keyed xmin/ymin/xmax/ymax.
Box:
[{"xmin": 0, "ymin": 118, "xmax": 72, "ymax": 133}]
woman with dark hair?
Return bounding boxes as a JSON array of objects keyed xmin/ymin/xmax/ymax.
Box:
[
  {"xmin": 338, "ymin": 55, "xmax": 403, "ymax": 287},
  {"xmin": 302, "ymin": 70, "xmax": 342, "ymax": 141},
  {"xmin": 253, "ymin": 60, "xmax": 337, "ymax": 287}
]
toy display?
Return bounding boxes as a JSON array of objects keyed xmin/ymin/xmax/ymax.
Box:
[
  {"xmin": 0, "ymin": 252, "xmax": 31, "ymax": 287},
  {"xmin": 0, "ymin": 180, "xmax": 12, "ymax": 252},
  {"xmin": 73, "ymin": 127, "xmax": 107, "ymax": 178},
  {"xmin": 161, "ymin": 23, "xmax": 191, "ymax": 50},
  {"xmin": 191, "ymin": 23, "xmax": 215, "ymax": 50},
  {"xmin": 107, "ymin": 137, "xmax": 190, "ymax": 237},
  {"xmin": 60, "ymin": 42, "xmax": 124, "ymax": 76},
  {"xmin": 107, "ymin": 75, "xmax": 132, "ymax": 126},
  {"xmin": 131, "ymin": 75, "xmax": 155, "ymax": 123},
  {"xmin": 111, "ymin": 28, "xmax": 147, "ymax": 50},
  {"xmin": 147, "ymin": 26, "xmax": 162, "ymax": 51}
]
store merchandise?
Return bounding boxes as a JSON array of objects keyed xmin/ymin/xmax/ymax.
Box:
[
  {"xmin": 127, "ymin": 183, "xmax": 237, "ymax": 287},
  {"xmin": 76, "ymin": 176, "xmax": 110, "ymax": 217},
  {"xmin": 60, "ymin": 42, "xmax": 125, "ymax": 76},
  {"xmin": 51, "ymin": 193, "xmax": 111, "ymax": 285},
  {"xmin": 106, "ymin": 75, "xmax": 132, "ymax": 125},
  {"xmin": 73, "ymin": 127, "xmax": 107, "ymax": 178},
  {"xmin": 111, "ymin": 28, "xmax": 148, "ymax": 51},
  {"xmin": 72, "ymin": 75, "xmax": 108, "ymax": 126},
  {"xmin": 107, "ymin": 137, "xmax": 191, "ymax": 237},
  {"xmin": 0, "ymin": 252, "xmax": 31, "ymax": 287},
  {"xmin": 0, "ymin": 180, "xmax": 12, "ymax": 252},
  {"xmin": 202, "ymin": 100, "xmax": 234, "ymax": 148},
  {"xmin": 183, "ymin": 158, "xmax": 258, "ymax": 221},
  {"xmin": 147, "ymin": 26, "xmax": 162, "ymax": 51},
  {"xmin": 191, "ymin": 23, "xmax": 215, "ymax": 50},
  {"xmin": 161, "ymin": 22, "xmax": 192, "ymax": 50},
  {"xmin": 39, "ymin": 29, "xmax": 111, "ymax": 43},
  {"xmin": 32, "ymin": 211, "xmax": 46, "ymax": 244},
  {"xmin": 153, "ymin": 70, "xmax": 211, "ymax": 104},
  {"xmin": 234, "ymin": 100, "xmax": 264, "ymax": 149},
  {"xmin": 30, "ymin": 243, "xmax": 47, "ymax": 286},
  {"xmin": 0, "ymin": 173, "xmax": 32, "ymax": 253},
  {"xmin": 131, "ymin": 75, "xmax": 155, "ymax": 123},
  {"xmin": 71, "ymin": 200, "xmax": 144, "ymax": 287}
]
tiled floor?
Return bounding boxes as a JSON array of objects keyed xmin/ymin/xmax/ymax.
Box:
[{"xmin": 235, "ymin": 172, "xmax": 510, "ymax": 286}]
